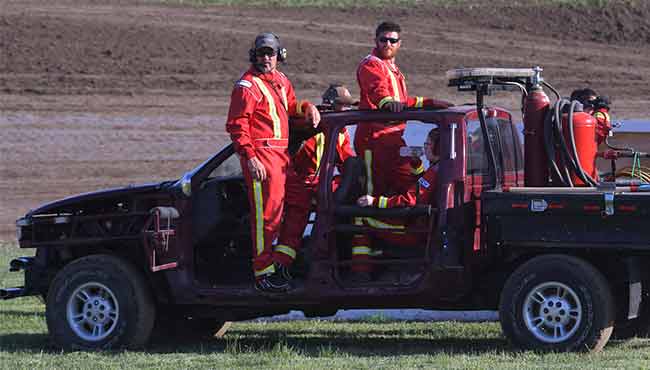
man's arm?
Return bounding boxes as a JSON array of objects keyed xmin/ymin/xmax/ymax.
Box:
[
  {"xmin": 357, "ymin": 169, "xmax": 438, "ymax": 208},
  {"xmin": 285, "ymin": 79, "xmax": 320, "ymax": 127},
  {"xmin": 405, "ymin": 96, "xmax": 454, "ymax": 109},
  {"xmin": 226, "ymin": 83, "xmax": 258, "ymax": 161},
  {"xmin": 226, "ymin": 82, "xmax": 268, "ymax": 181}
]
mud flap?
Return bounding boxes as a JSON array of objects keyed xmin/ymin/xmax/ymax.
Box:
[
  {"xmin": 626, "ymin": 257, "xmax": 642, "ymax": 319},
  {"xmin": 143, "ymin": 207, "xmax": 180, "ymax": 272}
]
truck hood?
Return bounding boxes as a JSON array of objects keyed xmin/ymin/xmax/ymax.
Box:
[{"xmin": 26, "ymin": 181, "xmax": 172, "ymax": 217}]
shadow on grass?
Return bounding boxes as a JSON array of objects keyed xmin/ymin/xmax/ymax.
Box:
[
  {"xmin": 0, "ymin": 310, "xmax": 45, "ymax": 318},
  {"xmin": 3, "ymin": 325, "xmax": 648, "ymax": 356},
  {"xmin": 146, "ymin": 326, "xmax": 513, "ymax": 356}
]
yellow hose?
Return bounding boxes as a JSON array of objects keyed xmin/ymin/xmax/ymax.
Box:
[{"xmin": 616, "ymin": 166, "xmax": 650, "ymax": 183}]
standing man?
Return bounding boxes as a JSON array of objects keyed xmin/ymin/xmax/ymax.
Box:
[
  {"xmin": 354, "ymin": 21, "xmax": 451, "ymax": 267},
  {"xmin": 226, "ymin": 32, "xmax": 320, "ymax": 293},
  {"xmin": 356, "ymin": 21, "xmax": 452, "ymax": 197}
]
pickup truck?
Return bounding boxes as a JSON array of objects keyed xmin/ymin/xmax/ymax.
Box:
[{"xmin": 3, "ymin": 68, "xmax": 649, "ymax": 352}]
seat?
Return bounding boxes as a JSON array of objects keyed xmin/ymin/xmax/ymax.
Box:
[{"xmin": 333, "ymin": 156, "xmax": 367, "ymax": 206}]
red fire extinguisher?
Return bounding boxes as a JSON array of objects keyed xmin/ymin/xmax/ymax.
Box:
[{"xmin": 562, "ymin": 110, "xmax": 597, "ymax": 186}]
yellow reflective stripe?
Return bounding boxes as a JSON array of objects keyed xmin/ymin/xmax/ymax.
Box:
[
  {"xmin": 378, "ymin": 196, "xmax": 388, "ymax": 208},
  {"xmin": 594, "ymin": 111, "xmax": 610, "ymax": 121},
  {"xmin": 352, "ymin": 246, "xmax": 372, "ymax": 255},
  {"xmin": 252, "ymin": 76, "xmax": 282, "ymax": 139},
  {"xmin": 252, "ymin": 180, "xmax": 265, "ymax": 256},
  {"xmin": 296, "ymin": 100, "xmax": 309, "ymax": 116},
  {"xmin": 414, "ymin": 96, "xmax": 424, "ymax": 108},
  {"xmin": 354, "ymin": 217, "xmax": 364, "ymax": 226},
  {"xmin": 378, "ymin": 96, "xmax": 394, "ymax": 109},
  {"xmin": 275, "ymin": 244, "xmax": 297, "ymax": 259},
  {"xmin": 315, "ymin": 133, "xmax": 325, "ymax": 168},
  {"xmin": 280, "ymin": 86, "xmax": 288, "ymax": 111},
  {"xmin": 411, "ymin": 162, "xmax": 425, "ymax": 175},
  {"xmin": 364, "ymin": 150, "xmax": 373, "ymax": 195},
  {"xmin": 338, "ymin": 132, "xmax": 346, "ymax": 147},
  {"xmin": 254, "ymin": 264, "xmax": 275, "ymax": 277},
  {"xmin": 365, "ymin": 217, "xmax": 405, "ymax": 230},
  {"xmin": 386, "ymin": 68, "xmax": 401, "ymax": 101}
]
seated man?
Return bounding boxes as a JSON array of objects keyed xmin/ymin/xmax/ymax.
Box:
[
  {"xmin": 350, "ymin": 127, "xmax": 440, "ymax": 281},
  {"xmin": 273, "ymin": 85, "xmax": 356, "ymax": 280}
]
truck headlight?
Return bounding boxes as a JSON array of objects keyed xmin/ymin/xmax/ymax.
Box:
[{"xmin": 180, "ymin": 173, "xmax": 192, "ymax": 197}]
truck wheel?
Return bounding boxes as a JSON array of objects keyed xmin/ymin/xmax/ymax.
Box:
[
  {"xmin": 499, "ymin": 254, "xmax": 614, "ymax": 352},
  {"xmin": 45, "ymin": 254, "xmax": 155, "ymax": 350}
]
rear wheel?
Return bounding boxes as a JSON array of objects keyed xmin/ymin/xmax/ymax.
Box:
[
  {"xmin": 46, "ymin": 254, "xmax": 155, "ymax": 350},
  {"xmin": 499, "ymin": 254, "xmax": 614, "ymax": 352}
]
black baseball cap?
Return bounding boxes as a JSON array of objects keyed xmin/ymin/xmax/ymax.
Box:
[{"xmin": 254, "ymin": 33, "xmax": 280, "ymax": 52}]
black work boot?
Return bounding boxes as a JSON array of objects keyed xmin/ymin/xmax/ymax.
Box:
[
  {"xmin": 276, "ymin": 263, "xmax": 293, "ymax": 282},
  {"xmin": 255, "ymin": 271, "xmax": 291, "ymax": 294}
]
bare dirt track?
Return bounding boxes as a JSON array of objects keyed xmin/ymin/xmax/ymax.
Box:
[{"xmin": 2, "ymin": 0, "xmax": 650, "ymax": 239}]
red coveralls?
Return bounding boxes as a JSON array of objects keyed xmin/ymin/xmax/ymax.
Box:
[
  {"xmin": 351, "ymin": 166, "xmax": 438, "ymax": 271},
  {"xmin": 354, "ymin": 48, "xmax": 448, "ymax": 264},
  {"xmin": 592, "ymin": 108, "xmax": 611, "ymax": 144},
  {"xmin": 226, "ymin": 66, "xmax": 312, "ymax": 278},
  {"xmin": 274, "ymin": 129, "xmax": 355, "ymax": 266}
]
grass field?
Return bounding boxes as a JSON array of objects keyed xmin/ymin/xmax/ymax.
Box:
[{"xmin": 1, "ymin": 243, "xmax": 650, "ymax": 369}]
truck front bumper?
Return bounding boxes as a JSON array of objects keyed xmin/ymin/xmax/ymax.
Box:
[{"xmin": 0, "ymin": 256, "xmax": 38, "ymax": 300}]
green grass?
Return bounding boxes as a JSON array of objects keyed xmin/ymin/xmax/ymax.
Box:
[
  {"xmin": 153, "ymin": 0, "xmax": 637, "ymax": 9},
  {"xmin": 2, "ymin": 242, "xmax": 650, "ymax": 369}
]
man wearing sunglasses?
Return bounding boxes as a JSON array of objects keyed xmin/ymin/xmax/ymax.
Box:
[
  {"xmin": 353, "ymin": 21, "xmax": 451, "ymax": 274},
  {"xmin": 226, "ymin": 32, "xmax": 321, "ymax": 294}
]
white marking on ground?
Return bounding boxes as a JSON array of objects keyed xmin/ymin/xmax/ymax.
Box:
[{"xmin": 258, "ymin": 309, "xmax": 498, "ymax": 322}]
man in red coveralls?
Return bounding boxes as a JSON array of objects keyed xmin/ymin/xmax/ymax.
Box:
[
  {"xmin": 353, "ymin": 21, "xmax": 451, "ymax": 272},
  {"xmin": 570, "ymin": 88, "xmax": 612, "ymax": 144},
  {"xmin": 274, "ymin": 85, "xmax": 356, "ymax": 273},
  {"xmin": 351, "ymin": 128, "xmax": 440, "ymax": 280},
  {"xmin": 226, "ymin": 33, "xmax": 320, "ymax": 293}
]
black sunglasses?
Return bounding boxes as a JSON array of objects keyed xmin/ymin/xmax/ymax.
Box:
[
  {"xmin": 256, "ymin": 49, "xmax": 277, "ymax": 57},
  {"xmin": 378, "ymin": 36, "xmax": 400, "ymax": 44}
]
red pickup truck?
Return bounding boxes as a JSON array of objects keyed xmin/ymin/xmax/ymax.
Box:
[{"xmin": 3, "ymin": 68, "xmax": 649, "ymax": 352}]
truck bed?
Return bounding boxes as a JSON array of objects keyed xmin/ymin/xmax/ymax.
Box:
[{"xmin": 482, "ymin": 187, "xmax": 650, "ymax": 250}]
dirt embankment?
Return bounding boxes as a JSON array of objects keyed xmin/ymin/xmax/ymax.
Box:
[{"xmin": 1, "ymin": 0, "xmax": 649, "ymax": 239}]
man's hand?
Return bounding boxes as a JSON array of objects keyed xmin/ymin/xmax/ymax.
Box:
[
  {"xmin": 304, "ymin": 104, "xmax": 321, "ymax": 128},
  {"xmin": 357, "ymin": 195, "xmax": 375, "ymax": 207},
  {"xmin": 248, "ymin": 157, "xmax": 267, "ymax": 181},
  {"xmin": 383, "ymin": 101, "xmax": 404, "ymax": 112}
]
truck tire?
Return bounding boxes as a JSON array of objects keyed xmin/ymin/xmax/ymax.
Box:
[
  {"xmin": 45, "ymin": 254, "xmax": 155, "ymax": 350},
  {"xmin": 499, "ymin": 254, "xmax": 614, "ymax": 352}
]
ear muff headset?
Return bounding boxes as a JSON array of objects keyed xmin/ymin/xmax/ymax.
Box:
[{"xmin": 248, "ymin": 33, "xmax": 287, "ymax": 64}]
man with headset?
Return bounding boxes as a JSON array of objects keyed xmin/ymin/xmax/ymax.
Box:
[
  {"xmin": 226, "ymin": 32, "xmax": 320, "ymax": 293},
  {"xmin": 569, "ymin": 88, "xmax": 612, "ymax": 144}
]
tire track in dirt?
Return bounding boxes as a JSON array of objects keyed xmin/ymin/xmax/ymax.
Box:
[{"xmin": 2, "ymin": 0, "xmax": 650, "ymax": 241}]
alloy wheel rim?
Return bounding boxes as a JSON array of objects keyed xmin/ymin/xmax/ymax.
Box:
[
  {"xmin": 66, "ymin": 282, "xmax": 119, "ymax": 342},
  {"xmin": 523, "ymin": 281, "xmax": 582, "ymax": 343}
]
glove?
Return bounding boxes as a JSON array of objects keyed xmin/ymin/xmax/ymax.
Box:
[{"xmin": 382, "ymin": 101, "xmax": 405, "ymax": 112}]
